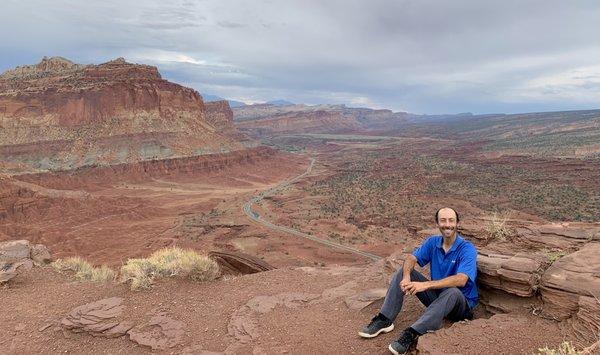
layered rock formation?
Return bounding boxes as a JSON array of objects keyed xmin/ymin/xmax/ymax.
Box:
[
  {"xmin": 61, "ymin": 297, "xmax": 133, "ymax": 338},
  {"xmin": 0, "ymin": 57, "xmax": 250, "ymax": 173},
  {"xmin": 209, "ymin": 250, "xmax": 275, "ymax": 275},
  {"xmin": 15, "ymin": 146, "xmax": 278, "ymax": 189},
  {"xmin": 540, "ymin": 243, "xmax": 600, "ymax": 340},
  {"xmin": 411, "ymin": 221, "xmax": 600, "ymax": 342},
  {"xmin": 234, "ymin": 104, "xmax": 409, "ymax": 136}
]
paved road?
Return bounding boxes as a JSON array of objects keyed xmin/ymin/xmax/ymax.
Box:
[{"xmin": 242, "ymin": 158, "xmax": 382, "ymax": 261}]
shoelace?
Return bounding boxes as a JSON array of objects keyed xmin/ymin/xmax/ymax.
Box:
[{"xmin": 398, "ymin": 330, "xmax": 415, "ymax": 345}]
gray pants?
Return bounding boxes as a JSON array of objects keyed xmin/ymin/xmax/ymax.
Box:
[{"xmin": 380, "ymin": 268, "xmax": 472, "ymax": 334}]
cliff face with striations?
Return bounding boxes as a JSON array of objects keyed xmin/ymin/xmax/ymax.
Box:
[
  {"xmin": 233, "ymin": 104, "xmax": 409, "ymax": 136},
  {"xmin": 205, "ymin": 100, "xmax": 235, "ymax": 131},
  {"xmin": 0, "ymin": 57, "xmax": 251, "ymax": 174}
]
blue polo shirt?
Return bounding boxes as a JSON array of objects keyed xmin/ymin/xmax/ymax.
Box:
[{"xmin": 412, "ymin": 234, "xmax": 478, "ymax": 309}]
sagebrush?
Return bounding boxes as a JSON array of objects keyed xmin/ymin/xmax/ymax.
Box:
[
  {"xmin": 52, "ymin": 257, "xmax": 116, "ymax": 283},
  {"xmin": 120, "ymin": 247, "xmax": 220, "ymax": 290}
]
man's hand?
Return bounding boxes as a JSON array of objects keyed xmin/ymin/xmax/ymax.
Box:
[
  {"xmin": 399, "ymin": 277, "xmax": 411, "ymax": 292},
  {"xmin": 403, "ymin": 281, "xmax": 430, "ymax": 295}
]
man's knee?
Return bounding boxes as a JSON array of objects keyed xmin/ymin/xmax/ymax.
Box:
[{"xmin": 442, "ymin": 287, "xmax": 462, "ymax": 300}]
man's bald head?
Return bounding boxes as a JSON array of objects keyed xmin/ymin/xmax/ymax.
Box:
[{"xmin": 435, "ymin": 207, "xmax": 460, "ymax": 223}]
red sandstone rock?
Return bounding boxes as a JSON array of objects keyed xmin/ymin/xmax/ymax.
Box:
[
  {"xmin": 0, "ymin": 240, "xmax": 31, "ymax": 262},
  {"xmin": 477, "ymin": 250, "xmax": 544, "ymax": 297},
  {"xmin": 30, "ymin": 244, "xmax": 52, "ymax": 266},
  {"xmin": 128, "ymin": 312, "xmax": 185, "ymax": 350},
  {"xmin": 205, "ymin": 100, "xmax": 235, "ymax": 131},
  {"xmin": 0, "ymin": 239, "xmax": 51, "ymax": 283},
  {"xmin": 61, "ymin": 297, "xmax": 133, "ymax": 338},
  {"xmin": 344, "ymin": 288, "xmax": 387, "ymax": 310},
  {"xmin": 0, "ymin": 57, "xmax": 251, "ymax": 173},
  {"xmin": 540, "ymin": 243, "xmax": 600, "ymax": 341}
]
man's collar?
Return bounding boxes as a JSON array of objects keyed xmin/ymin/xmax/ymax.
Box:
[{"xmin": 437, "ymin": 234, "xmax": 463, "ymax": 253}]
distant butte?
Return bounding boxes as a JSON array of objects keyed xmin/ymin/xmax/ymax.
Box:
[{"xmin": 0, "ymin": 57, "xmax": 253, "ymax": 173}]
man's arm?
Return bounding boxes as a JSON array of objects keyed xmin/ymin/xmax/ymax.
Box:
[
  {"xmin": 399, "ymin": 254, "xmax": 418, "ymax": 291},
  {"xmin": 404, "ymin": 273, "xmax": 468, "ymax": 295}
]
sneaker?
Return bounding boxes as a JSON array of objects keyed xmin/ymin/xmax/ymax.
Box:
[
  {"xmin": 358, "ymin": 314, "xmax": 394, "ymax": 338},
  {"xmin": 388, "ymin": 328, "xmax": 418, "ymax": 355}
]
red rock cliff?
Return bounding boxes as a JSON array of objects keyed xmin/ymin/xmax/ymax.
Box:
[{"xmin": 0, "ymin": 57, "xmax": 252, "ymax": 173}]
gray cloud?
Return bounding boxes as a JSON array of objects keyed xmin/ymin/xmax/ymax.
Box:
[{"xmin": 2, "ymin": 0, "xmax": 600, "ymax": 113}]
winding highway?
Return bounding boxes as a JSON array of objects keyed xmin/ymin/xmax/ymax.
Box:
[{"xmin": 242, "ymin": 157, "xmax": 382, "ymax": 261}]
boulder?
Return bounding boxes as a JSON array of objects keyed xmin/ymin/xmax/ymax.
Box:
[
  {"xmin": 61, "ymin": 297, "xmax": 133, "ymax": 337},
  {"xmin": 0, "ymin": 239, "xmax": 51, "ymax": 283},
  {"xmin": 0, "ymin": 240, "xmax": 31, "ymax": 263},
  {"xmin": 30, "ymin": 244, "xmax": 52, "ymax": 265}
]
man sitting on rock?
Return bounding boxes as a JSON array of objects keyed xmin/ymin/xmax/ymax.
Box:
[{"xmin": 359, "ymin": 207, "xmax": 478, "ymax": 355}]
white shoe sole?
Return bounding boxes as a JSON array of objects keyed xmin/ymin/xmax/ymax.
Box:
[
  {"xmin": 388, "ymin": 343, "xmax": 401, "ymax": 355},
  {"xmin": 358, "ymin": 323, "xmax": 394, "ymax": 338}
]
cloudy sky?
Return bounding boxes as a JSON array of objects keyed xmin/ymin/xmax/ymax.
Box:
[{"xmin": 2, "ymin": 0, "xmax": 600, "ymax": 114}]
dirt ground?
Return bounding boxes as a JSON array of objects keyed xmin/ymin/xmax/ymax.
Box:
[
  {"xmin": 1, "ymin": 262, "xmax": 570, "ymax": 354},
  {"xmin": 1, "ymin": 139, "xmax": 598, "ymax": 354}
]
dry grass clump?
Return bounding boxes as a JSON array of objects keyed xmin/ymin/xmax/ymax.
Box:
[
  {"xmin": 538, "ymin": 341, "xmax": 582, "ymax": 355},
  {"xmin": 485, "ymin": 212, "xmax": 515, "ymax": 242},
  {"xmin": 120, "ymin": 247, "xmax": 220, "ymax": 290},
  {"xmin": 52, "ymin": 257, "xmax": 116, "ymax": 283}
]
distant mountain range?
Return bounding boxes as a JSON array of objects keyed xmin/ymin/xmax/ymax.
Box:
[
  {"xmin": 201, "ymin": 94, "xmax": 295, "ymax": 108},
  {"xmin": 265, "ymin": 99, "xmax": 295, "ymax": 106},
  {"xmin": 201, "ymin": 94, "xmax": 247, "ymax": 108}
]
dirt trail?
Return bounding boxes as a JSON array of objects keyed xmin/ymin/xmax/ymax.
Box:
[{"xmin": 242, "ymin": 157, "xmax": 382, "ymax": 261}]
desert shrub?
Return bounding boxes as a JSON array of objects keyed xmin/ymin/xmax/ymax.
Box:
[
  {"xmin": 120, "ymin": 247, "xmax": 220, "ymax": 290},
  {"xmin": 485, "ymin": 213, "xmax": 515, "ymax": 242},
  {"xmin": 543, "ymin": 249, "xmax": 567, "ymax": 264},
  {"xmin": 538, "ymin": 341, "xmax": 582, "ymax": 355},
  {"xmin": 52, "ymin": 257, "xmax": 116, "ymax": 283}
]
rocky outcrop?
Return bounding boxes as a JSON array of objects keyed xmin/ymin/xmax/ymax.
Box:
[
  {"xmin": 128, "ymin": 312, "xmax": 185, "ymax": 350},
  {"xmin": 16, "ymin": 146, "xmax": 278, "ymax": 190},
  {"xmin": 205, "ymin": 100, "xmax": 235, "ymax": 131},
  {"xmin": 61, "ymin": 297, "xmax": 185, "ymax": 349},
  {"xmin": 477, "ymin": 250, "xmax": 545, "ymax": 297},
  {"xmin": 0, "ymin": 57, "xmax": 200, "ymax": 126},
  {"xmin": 474, "ymin": 240, "xmax": 600, "ymax": 342},
  {"xmin": 60, "ymin": 297, "xmax": 133, "ymax": 337},
  {"xmin": 540, "ymin": 243, "xmax": 600, "ymax": 340},
  {"xmin": 0, "ymin": 57, "xmax": 251, "ymax": 174},
  {"xmin": 209, "ymin": 250, "xmax": 275, "ymax": 275},
  {"xmin": 518, "ymin": 223, "xmax": 600, "ymax": 250},
  {"xmin": 0, "ymin": 240, "xmax": 51, "ymax": 283}
]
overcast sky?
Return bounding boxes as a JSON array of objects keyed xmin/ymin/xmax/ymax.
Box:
[{"xmin": 2, "ymin": 0, "xmax": 600, "ymax": 114}]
